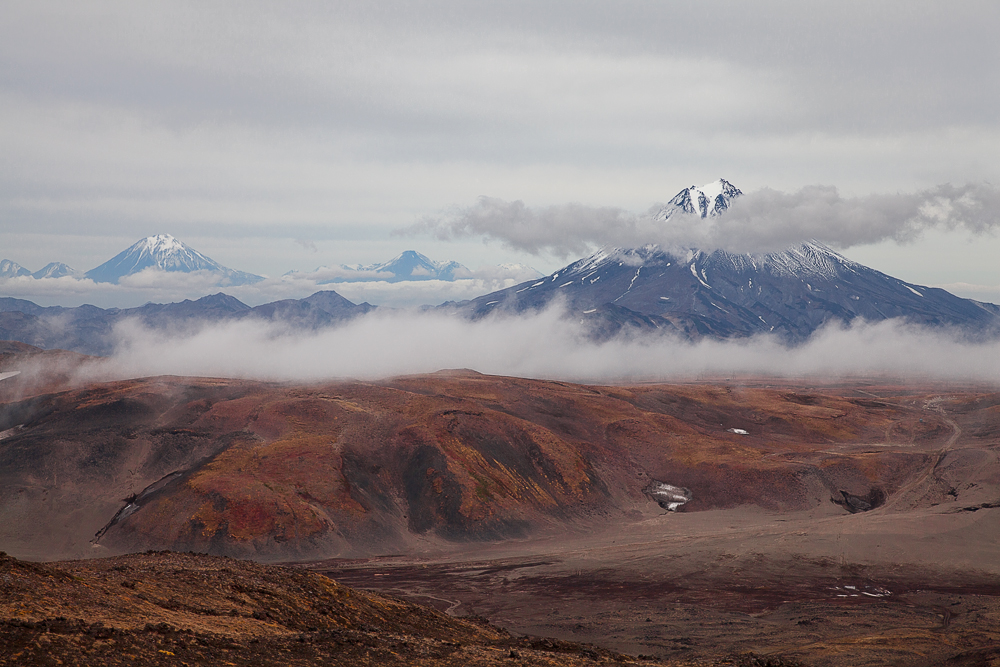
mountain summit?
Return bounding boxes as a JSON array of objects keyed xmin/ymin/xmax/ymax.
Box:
[
  {"xmin": 85, "ymin": 234, "xmax": 263, "ymax": 285},
  {"xmin": 0, "ymin": 260, "xmax": 31, "ymax": 278},
  {"xmin": 653, "ymin": 178, "xmax": 743, "ymax": 221},
  {"xmin": 460, "ymin": 180, "xmax": 1000, "ymax": 340}
]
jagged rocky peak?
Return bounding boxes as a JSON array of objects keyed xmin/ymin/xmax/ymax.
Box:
[{"xmin": 654, "ymin": 178, "xmax": 743, "ymax": 221}]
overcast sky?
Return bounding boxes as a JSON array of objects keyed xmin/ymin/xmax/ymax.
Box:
[{"xmin": 2, "ymin": 1, "xmax": 999, "ymax": 307}]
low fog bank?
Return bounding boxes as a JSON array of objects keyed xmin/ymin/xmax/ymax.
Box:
[{"xmin": 66, "ymin": 305, "xmax": 1000, "ymax": 385}]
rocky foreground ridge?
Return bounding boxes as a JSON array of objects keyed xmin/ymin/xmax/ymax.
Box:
[{"xmin": 3, "ymin": 550, "xmax": 800, "ymax": 667}]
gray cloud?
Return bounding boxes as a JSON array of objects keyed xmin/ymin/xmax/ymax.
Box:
[
  {"xmin": 2, "ymin": 1, "xmax": 999, "ymax": 294},
  {"xmin": 710, "ymin": 183, "xmax": 1000, "ymax": 252},
  {"xmin": 407, "ymin": 200, "xmax": 636, "ymax": 258},
  {"xmin": 410, "ymin": 183, "xmax": 1000, "ymax": 255},
  {"xmin": 4, "ymin": 2, "xmax": 995, "ymax": 135}
]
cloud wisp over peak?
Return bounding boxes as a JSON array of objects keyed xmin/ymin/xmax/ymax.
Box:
[{"xmin": 408, "ymin": 182, "xmax": 1000, "ymax": 256}]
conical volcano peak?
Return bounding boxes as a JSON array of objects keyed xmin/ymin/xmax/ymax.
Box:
[
  {"xmin": 654, "ymin": 178, "xmax": 743, "ymax": 221},
  {"xmin": 84, "ymin": 234, "xmax": 263, "ymax": 285}
]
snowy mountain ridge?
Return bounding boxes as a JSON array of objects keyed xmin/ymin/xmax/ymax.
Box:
[{"xmin": 568, "ymin": 240, "xmax": 861, "ymax": 283}]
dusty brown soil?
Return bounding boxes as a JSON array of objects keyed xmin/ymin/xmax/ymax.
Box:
[
  {"xmin": 0, "ymin": 550, "xmax": 796, "ymax": 666},
  {"xmin": 309, "ymin": 505, "xmax": 1000, "ymax": 667}
]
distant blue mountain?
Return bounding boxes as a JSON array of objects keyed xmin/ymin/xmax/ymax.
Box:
[{"xmin": 310, "ymin": 250, "xmax": 470, "ymax": 283}]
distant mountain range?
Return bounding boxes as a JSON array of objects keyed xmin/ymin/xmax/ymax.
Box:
[
  {"xmin": 1, "ymin": 236, "xmax": 532, "ymax": 287},
  {"xmin": 456, "ymin": 179, "xmax": 1000, "ymax": 341},
  {"xmin": 0, "ymin": 291, "xmax": 373, "ymax": 356},
  {"xmin": 0, "ymin": 235, "xmax": 264, "ymax": 286},
  {"xmin": 0, "ymin": 260, "xmax": 81, "ymax": 280}
]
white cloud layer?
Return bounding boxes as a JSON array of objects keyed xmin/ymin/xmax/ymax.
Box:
[
  {"xmin": 76, "ymin": 305, "xmax": 1000, "ymax": 385},
  {"xmin": 2, "ymin": 5, "xmax": 999, "ymax": 229},
  {"xmin": 411, "ymin": 183, "xmax": 1000, "ymax": 256}
]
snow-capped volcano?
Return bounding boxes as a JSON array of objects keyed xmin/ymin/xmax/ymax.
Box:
[
  {"xmin": 461, "ymin": 180, "xmax": 1000, "ymax": 340},
  {"xmin": 653, "ymin": 178, "xmax": 742, "ymax": 221},
  {"xmin": 85, "ymin": 234, "xmax": 263, "ymax": 285},
  {"xmin": 297, "ymin": 250, "xmax": 471, "ymax": 284},
  {"xmin": 352, "ymin": 250, "xmax": 469, "ymax": 282},
  {"xmin": 287, "ymin": 250, "xmax": 540, "ymax": 286}
]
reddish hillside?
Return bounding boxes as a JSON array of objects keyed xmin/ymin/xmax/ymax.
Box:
[{"xmin": 0, "ymin": 370, "xmax": 974, "ymax": 560}]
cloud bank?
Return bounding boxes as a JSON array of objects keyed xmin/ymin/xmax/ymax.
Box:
[
  {"xmin": 411, "ymin": 183, "xmax": 1000, "ymax": 256},
  {"xmin": 81, "ymin": 305, "xmax": 1000, "ymax": 385},
  {"xmin": 5, "ymin": 1, "xmax": 1000, "ymax": 281}
]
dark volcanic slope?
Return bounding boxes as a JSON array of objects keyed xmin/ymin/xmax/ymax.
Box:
[
  {"xmin": 1, "ymin": 551, "xmax": 698, "ymax": 667},
  {"xmin": 1, "ymin": 370, "xmax": 983, "ymax": 561},
  {"xmin": 461, "ymin": 242, "xmax": 1000, "ymax": 340}
]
